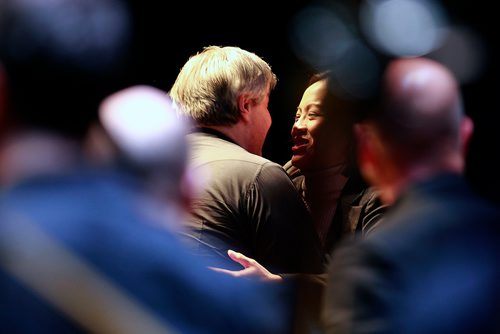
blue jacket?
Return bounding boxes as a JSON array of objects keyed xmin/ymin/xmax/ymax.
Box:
[{"xmin": 0, "ymin": 166, "xmax": 291, "ymax": 333}]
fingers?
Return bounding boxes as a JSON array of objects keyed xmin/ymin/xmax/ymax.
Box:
[
  {"xmin": 209, "ymin": 266, "xmax": 254, "ymax": 279},
  {"xmin": 208, "ymin": 266, "xmax": 236, "ymax": 276},
  {"xmin": 227, "ymin": 249, "xmax": 252, "ymax": 268}
]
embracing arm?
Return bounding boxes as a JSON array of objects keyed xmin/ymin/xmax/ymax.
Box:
[
  {"xmin": 210, "ymin": 250, "xmax": 283, "ymax": 282},
  {"xmin": 211, "ymin": 249, "xmax": 329, "ymax": 333}
]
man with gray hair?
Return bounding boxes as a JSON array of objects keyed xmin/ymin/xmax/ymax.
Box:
[{"xmin": 169, "ymin": 45, "xmax": 325, "ymax": 275}]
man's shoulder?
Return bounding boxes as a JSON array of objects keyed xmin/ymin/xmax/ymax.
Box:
[{"xmin": 188, "ymin": 133, "xmax": 283, "ymax": 170}]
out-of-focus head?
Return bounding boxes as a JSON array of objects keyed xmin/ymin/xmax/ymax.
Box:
[
  {"xmin": 99, "ymin": 85, "xmax": 190, "ymax": 171},
  {"xmin": 291, "ymin": 72, "xmax": 358, "ymax": 172},
  {"xmin": 97, "ymin": 85, "xmax": 197, "ymax": 204},
  {"xmin": 169, "ymin": 45, "xmax": 277, "ymax": 127},
  {"xmin": 355, "ymin": 57, "xmax": 473, "ymax": 193},
  {"xmin": 0, "ymin": 0, "xmax": 131, "ymax": 139}
]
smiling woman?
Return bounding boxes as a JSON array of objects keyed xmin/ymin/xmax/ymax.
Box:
[
  {"xmin": 290, "ymin": 72, "xmax": 355, "ymax": 172},
  {"xmin": 213, "ymin": 71, "xmax": 388, "ymax": 334},
  {"xmin": 284, "ymin": 71, "xmax": 386, "ymax": 251}
]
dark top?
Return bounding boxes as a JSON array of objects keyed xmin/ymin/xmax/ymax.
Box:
[
  {"xmin": 283, "ymin": 162, "xmax": 387, "ymax": 334},
  {"xmin": 284, "ymin": 161, "xmax": 387, "ymax": 255},
  {"xmin": 0, "ymin": 166, "xmax": 292, "ymax": 334},
  {"xmin": 180, "ymin": 129, "xmax": 325, "ymax": 274},
  {"xmin": 323, "ymin": 173, "xmax": 500, "ymax": 334}
]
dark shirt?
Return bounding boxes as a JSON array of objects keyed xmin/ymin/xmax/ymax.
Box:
[
  {"xmin": 283, "ymin": 162, "xmax": 387, "ymax": 333},
  {"xmin": 284, "ymin": 161, "xmax": 387, "ymax": 255},
  {"xmin": 180, "ymin": 129, "xmax": 325, "ymax": 274},
  {"xmin": 324, "ymin": 173, "xmax": 500, "ymax": 334}
]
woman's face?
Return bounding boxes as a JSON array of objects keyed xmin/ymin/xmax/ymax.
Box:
[{"xmin": 291, "ymin": 79, "xmax": 352, "ymax": 172}]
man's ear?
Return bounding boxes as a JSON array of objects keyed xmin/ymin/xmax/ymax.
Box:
[
  {"xmin": 354, "ymin": 123, "xmax": 370, "ymax": 164},
  {"xmin": 354, "ymin": 123, "xmax": 379, "ymax": 185},
  {"xmin": 460, "ymin": 115, "xmax": 474, "ymax": 158},
  {"xmin": 0, "ymin": 64, "xmax": 8, "ymax": 131},
  {"xmin": 237, "ymin": 94, "xmax": 252, "ymax": 123}
]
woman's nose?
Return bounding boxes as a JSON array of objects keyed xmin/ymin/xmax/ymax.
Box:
[
  {"xmin": 292, "ymin": 118, "xmax": 306, "ymax": 135},
  {"xmin": 293, "ymin": 116, "xmax": 306, "ymax": 129}
]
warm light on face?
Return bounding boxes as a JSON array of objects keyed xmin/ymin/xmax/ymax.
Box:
[{"xmin": 291, "ymin": 80, "xmax": 351, "ymax": 171}]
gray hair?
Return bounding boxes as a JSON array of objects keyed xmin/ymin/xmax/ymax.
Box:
[{"xmin": 169, "ymin": 46, "xmax": 277, "ymax": 126}]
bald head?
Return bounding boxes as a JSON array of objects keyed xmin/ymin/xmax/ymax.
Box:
[
  {"xmin": 386, "ymin": 58, "xmax": 460, "ymax": 115},
  {"xmin": 374, "ymin": 57, "xmax": 466, "ymax": 164},
  {"xmin": 356, "ymin": 57, "xmax": 474, "ymax": 203}
]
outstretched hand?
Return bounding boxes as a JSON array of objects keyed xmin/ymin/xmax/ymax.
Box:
[{"xmin": 209, "ymin": 250, "xmax": 283, "ymax": 282}]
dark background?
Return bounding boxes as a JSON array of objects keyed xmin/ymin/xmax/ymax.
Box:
[{"xmin": 125, "ymin": 0, "xmax": 500, "ymax": 204}]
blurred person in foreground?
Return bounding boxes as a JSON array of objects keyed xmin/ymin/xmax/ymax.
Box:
[
  {"xmin": 322, "ymin": 56, "xmax": 500, "ymax": 333},
  {"xmin": 169, "ymin": 45, "xmax": 325, "ymax": 275},
  {"xmin": 0, "ymin": 1, "xmax": 290, "ymax": 333}
]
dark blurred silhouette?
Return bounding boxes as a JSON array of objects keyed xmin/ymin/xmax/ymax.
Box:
[
  {"xmin": 323, "ymin": 56, "xmax": 500, "ymax": 333},
  {"xmin": 0, "ymin": 1, "xmax": 291, "ymax": 333}
]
